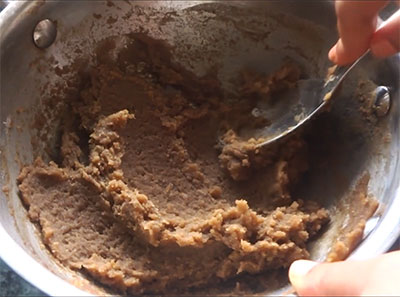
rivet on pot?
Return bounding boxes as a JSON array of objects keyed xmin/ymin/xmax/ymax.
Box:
[
  {"xmin": 33, "ymin": 19, "xmax": 57, "ymax": 49},
  {"xmin": 374, "ymin": 86, "xmax": 391, "ymax": 117}
]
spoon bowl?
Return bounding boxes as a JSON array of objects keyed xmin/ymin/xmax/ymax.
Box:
[{"xmin": 248, "ymin": 51, "xmax": 371, "ymax": 148}]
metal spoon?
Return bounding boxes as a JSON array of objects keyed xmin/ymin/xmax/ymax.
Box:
[{"xmin": 245, "ymin": 50, "xmax": 371, "ymax": 148}]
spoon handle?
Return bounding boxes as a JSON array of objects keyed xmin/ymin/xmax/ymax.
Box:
[{"xmin": 323, "ymin": 50, "xmax": 371, "ymax": 101}]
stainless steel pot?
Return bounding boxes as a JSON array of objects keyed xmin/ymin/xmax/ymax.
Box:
[{"xmin": 0, "ymin": 1, "xmax": 399, "ymax": 296}]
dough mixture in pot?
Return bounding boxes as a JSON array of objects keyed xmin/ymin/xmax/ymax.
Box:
[{"xmin": 18, "ymin": 34, "xmax": 333, "ymax": 294}]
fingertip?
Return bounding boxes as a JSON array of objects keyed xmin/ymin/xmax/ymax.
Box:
[
  {"xmin": 331, "ymin": 39, "xmax": 350, "ymax": 65},
  {"xmin": 328, "ymin": 44, "xmax": 338, "ymax": 64},
  {"xmin": 329, "ymin": 38, "xmax": 368, "ymax": 65},
  {"xmin": 289, "ymin": 260, "xmax": 318, "ymax": 292},
  {"xmin": 329, "ymin": 39, "xmax": 351, "ymax": 65}
]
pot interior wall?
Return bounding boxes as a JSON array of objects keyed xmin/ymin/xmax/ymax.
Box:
[{"xmin": 0, "ymin": 1, "xmax": 399, "ymax": 295}]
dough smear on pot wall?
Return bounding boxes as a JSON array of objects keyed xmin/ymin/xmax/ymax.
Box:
[{"xmin": 17, "ymin": 34, "xmax": 378, "ymax": 295}]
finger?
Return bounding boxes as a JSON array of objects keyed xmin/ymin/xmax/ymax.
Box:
[
  {"xmin": 289, "ymin": 259, "xmax": 367, "ymax": 296},
  {"xmin": 371, "ymin": 9, "xmax": 400, "ymax": 57},
  {"xmin": 329, "ymin": 0, "xmax": 389, "ymax": 65},
  {"xmin": 289, "ymin": 251, "xmax": 400, "ymax": 296}
]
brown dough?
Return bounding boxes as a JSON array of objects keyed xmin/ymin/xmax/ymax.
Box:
[{"xmin": 18, "ymin": 34, "xmax": 331, "ymax": 294}]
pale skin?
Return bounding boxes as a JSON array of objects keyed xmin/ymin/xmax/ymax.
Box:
[
  {"xmin": 289, "ymin": 251, "xmax": 400, "ymax": 296},
  {"xmin": 289, "ymin": 1, "xmax": 400, "ymax": 296},
  {"xmin": 329, "ymin": 0, "xmax": 400, "ymax": 65}
]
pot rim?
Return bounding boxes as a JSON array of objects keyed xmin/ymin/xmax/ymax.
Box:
[{"xmin": 0, "ymin": 224, "xmax": 91, "ymax": 296}]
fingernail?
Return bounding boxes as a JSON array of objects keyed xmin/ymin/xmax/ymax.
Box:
[
  {"xmin": 289, "ymin": 260, "xmax": 318, "ymax": 289},
  {"xmin": 371, "ymin": 39, "xmax": 397, "ymax": 58}
]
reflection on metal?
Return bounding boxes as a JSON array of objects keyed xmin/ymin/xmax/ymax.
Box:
[
  {"xmin": 374, "ymin": 86, "xmax": 391, "ymax": 117},
  {"xmin": 33, "ymin": 19, "xmax": 57, "ymax": 49}
]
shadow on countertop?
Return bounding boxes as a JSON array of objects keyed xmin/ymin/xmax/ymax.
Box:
[{"xmin": 0, "ymin": 258, "xmax": 46, "ymax": 297}]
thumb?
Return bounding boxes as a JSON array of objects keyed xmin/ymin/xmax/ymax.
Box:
[
  {"xmin": 371, "ymin": 9, "xmax": 400, "ymax": 58},
  {"xmin": 289, "ymin": 251, "xmax": 400, "ymax": 296}
]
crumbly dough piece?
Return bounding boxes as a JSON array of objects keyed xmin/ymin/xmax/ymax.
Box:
[{"xmin": 326, "ymin": 174, "xmax": 378, "ymax": 262}]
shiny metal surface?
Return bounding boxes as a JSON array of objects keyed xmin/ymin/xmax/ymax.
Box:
[
  {"xmin": 0, "ymin": 1, "xmax": 399, "ymax": 296},
  {"xmin": 254, "ymin": 50, "xmax": 372, "ymax": 148},
  {"xmin": 33, "ymin": 18, "xmax": 57, "ymax": 49},
  {"xmin": 374, "ymin": 85, "xmax": 392, "ymax": 117}
]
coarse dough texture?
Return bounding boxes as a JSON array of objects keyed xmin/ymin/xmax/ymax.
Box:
[{"xmin": 18, "ymin": 34, "xmax": 330, "ymax": 294}]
